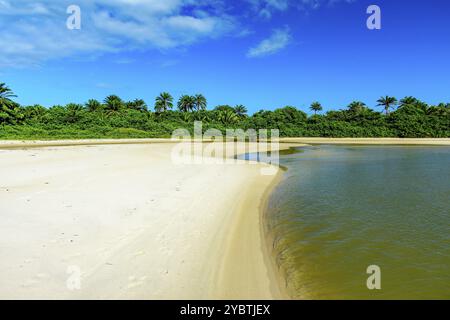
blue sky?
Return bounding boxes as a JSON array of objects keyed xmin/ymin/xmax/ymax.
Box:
[{"xmin": 1, "ymin": 0, "xmax": 450, "ymax": 114}]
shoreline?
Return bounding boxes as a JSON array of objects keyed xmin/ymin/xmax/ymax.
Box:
[
  {"xmin": 211, "ymin": 163, "xmax": 290, "ymax": 299},
  {"xmin": 1, "ymin": 138, "xmax": 448, "ymax": 299},
  {"xmin": 279, "ymin": 137, "xmax": 450, "ymax": 145},
  {"xmin": 0, "ymin": 140, "xmax": 300, "ymax": 299},
  {"xmin": 1, "ymin": 137, "xmax": 449, "ymax": 150}
]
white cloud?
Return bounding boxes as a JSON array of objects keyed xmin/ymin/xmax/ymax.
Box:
[
  {"xmin": 0, "ymin": 0, "xmax": 357, "ymax": 67},
  {"xmin": 248, "ymin": 0, "xmax": 289, "ymax": 19},
  {"xmin": 249, "ymin": 0, "xmax": 355, "ymax": 18},
  {"xmin": 0, "ymin": 0, "xmax": 236, "ymax": 67},
  {"xmin": 247, "ymin": 27, "xmax": 291, "ymax": 58}
]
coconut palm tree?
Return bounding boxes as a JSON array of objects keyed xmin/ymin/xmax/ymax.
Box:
[
  {"xmin": 155, "ymin": 92, "xmax": 173, "ymax": 113},
  {"xmin": 193, "ymin": 94, "xmax": 207, "ymax": 111},
  {"xmin": 178, "ymin": 95, "xmax": 195, "ymax": 112},
  {"xmin": 104, "ymin": 95, "xmax": 124, "ymax": 114},
  {"xmin": 348, "ymin": 101, "xmax": 367, "ymax": 113},
  {"xmin": 310, "ymin": 102, "xmax": 323, "ymax": 115},
  {"xmin": 104, "ymin": 95, "xmax": 124, "ymax": 112},
  {"xmin": 377, "ymin": 96, "xmax": 398, "ymax": 115},
  {"xmin": 85, "ymin": 99, "xmax": 103, "ymax": 112},
  {"xmin": 234, "ymin": 105, "xmax": 248, "ymax": 118}
]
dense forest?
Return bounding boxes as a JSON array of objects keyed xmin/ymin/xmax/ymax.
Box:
[{"xmin": 0, "ymin": 82, "xmax": 449, "ymax": 139}]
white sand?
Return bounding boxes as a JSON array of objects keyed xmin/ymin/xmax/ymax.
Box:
[{"xmin": 0, "ymin": 141, "xmax": 290, "ymax": 299}]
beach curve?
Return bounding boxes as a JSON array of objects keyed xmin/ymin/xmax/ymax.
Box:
[{"xmin": 0, "ymin": 139, "xmax": 300, "ymax": 299}]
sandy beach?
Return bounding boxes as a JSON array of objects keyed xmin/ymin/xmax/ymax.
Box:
[
  {"xmin": 0, "ymin": 140, "xmax": 294, "ymax": 299},
  {"xmin": 1, "ymin": 138, "xmax": 448, "ymax": 300}
]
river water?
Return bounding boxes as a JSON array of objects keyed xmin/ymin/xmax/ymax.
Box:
[{"xmin": 265, "ymin": 145, "xmax": 450, "ymax": 299}]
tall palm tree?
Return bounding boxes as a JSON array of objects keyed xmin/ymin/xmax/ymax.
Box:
[
  {"xmin": 104, "ymin": 95, "xmax": 124, "ymax": 115},
  {"xmin": 310, "ymin": 102, "xmax": 323, "ymax": 115},
  {"xmin": 348, "ymin": 101, "xmax": 367, "ymax": 113},
  {"xmin": 377, "ymin": 96, "xmax": 398, "ymax": 115},
  {"xmin": 178, "ymin": 95, "xmax": 195, "ymax": 112},
  {"xmin": 85, "ymin": 99, "xmax": 103, "ymax": 112},
  {"xmin": 155, "ymin": 92, "xmax": 173, "ymax": 113},
  {"xmin": 234, "ymin": 105, "xmax": 248, "ymax": 118},
  {"xmin": 193, "ymin": 94, "xmax": 207, "ymax": 111}
]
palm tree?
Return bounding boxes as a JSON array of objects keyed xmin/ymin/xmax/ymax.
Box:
[
  {"xmin": 155, "ymin": 92, "xmax": 173, "ymax": 113},
  {"xmin": 0, "ymin": 83, "xmax": 17, "ymax": 104},
  {"xmin": 214, "ymin": 105, "xmax": 235, "ymax": 113},
  {"xmin": 193, "ymin": 94, "xmax": 207, "ymax": 111},
  {"xmin": 127, "ymin": 99, "xmax": 147, "ymax": 112},
  {"xmin": 234, "ymin": 105, "xmax": 248, "ymax": 118},
  {"xmin": 399, "ymin": 96, "xmax": 418, "ymax": 107},
  {"xmin": 0, "ymin": 83, "xmax": 23, "ymax": 125},
  {"xmin": 65, "ymin": 103, "xmax": 85, "ymax": 123},
  {"xmin": 217, "ymin": 109, "xmax": 239, "ymax": 125},
  {"xmin": 310, "ymin": 102, "xmax": 323, "ymax": 115},
  {"xmin": 23, "ymin": 105, "xmax": 47, "ymax": 119},
  {"xmin": 181, "ymin": 112, "xmax": 192, "ymax": 123},
  {"xmin": 193, "ymin": 110, "xmax": 211, "ymax": 122},
  {"xmin": 377, "ymin": 96, "xmax": 398, "ymax": 115},
  {"xmin": 104, "ymin": 95, "xmax": 124, "ymax": 115},
  {"xmin": 178, "ymin": 95, "xmax": 195, "ymax": 112},
  {"xmin": 348, "ymin": 101, "xmax": 367, "ymax": 113},
  {"xmin": 85, "ymin": 99, "xmax": 103, "ymax": 112}
]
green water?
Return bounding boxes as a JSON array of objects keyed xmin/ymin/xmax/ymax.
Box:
[{"xmin": 266, "ymin": 145, "xmax": 450, "ymax": 299}]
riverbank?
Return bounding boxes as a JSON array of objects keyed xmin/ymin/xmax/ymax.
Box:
[{"xmin": 0, "ymin": 140, "xmax": 298, "ymax": 299}]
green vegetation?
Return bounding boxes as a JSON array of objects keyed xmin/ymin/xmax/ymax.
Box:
[{"xmin": 0, "ymin": 82, "xmax": 449, "ymax": 139}]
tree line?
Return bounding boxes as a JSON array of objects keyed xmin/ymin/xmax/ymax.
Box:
[{"xmin": 0, "ymin": 82, "xmax": 449, "ymax": 139}]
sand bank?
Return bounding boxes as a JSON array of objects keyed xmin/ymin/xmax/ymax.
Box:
[{"xmin": 0, "ymin": 141, "xmax": 298, "ymax": 299}]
